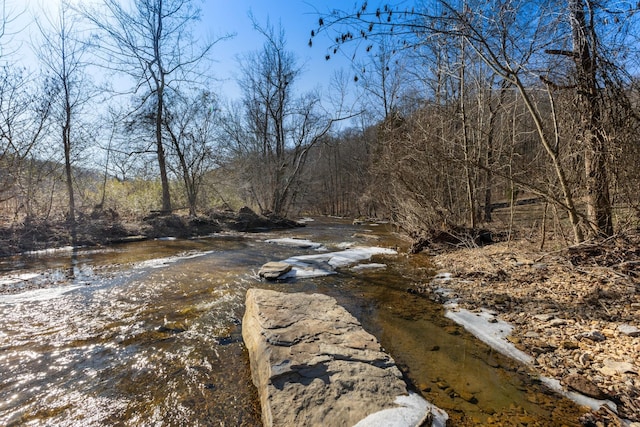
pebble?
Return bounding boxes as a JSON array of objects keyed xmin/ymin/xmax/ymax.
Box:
[
  {"xmin": 548, "ymin": 318, "xmax": 567, "ymax": 327},
  {"xmin": 562, "ymin": 373, "xmax": 608, "ymax": 400},
  {"xmin": 562, "ymin": 341, "xmax": 580, "ymax": 350},
  {"xmin": 533, "ymin": 313, "xmax": 555, "ymax": 322},
  {"xmin": 580, "ymin": 331, "xmax": 607, "ymax": 342},
  {"xmin": 578, "ymin": 352, "xmax": 591, "ymax": 367},
  {"xmin": 600, "ymin": 359, "xmax": 637, "ymax": 376},
  {"xmin": 459, "ymin": 390, "xmax": 478, "ymax": 404},
  {"xmin": 618, "ymin": 324, "xmax": 640, "ymax": 337}
]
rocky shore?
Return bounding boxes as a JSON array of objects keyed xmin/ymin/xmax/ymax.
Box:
[{"xmin": 414, "ymin": 233, "xmax": 640, "ymax": 425}]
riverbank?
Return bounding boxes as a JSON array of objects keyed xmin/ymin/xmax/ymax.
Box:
[
  {"xmin": 0, "ymin": 207, "xmax": 303, "ymax": 257},
  {"xmin": 414, "ymin": 233, "xmax": 640, "ymax": 425}
]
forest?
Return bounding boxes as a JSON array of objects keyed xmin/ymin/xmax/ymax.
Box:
[{"xmin": 1, "ymin": 0, "xmax": 639, "ymax": 251}]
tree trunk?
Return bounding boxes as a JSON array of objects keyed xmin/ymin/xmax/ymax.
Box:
[
  {"xmin": 569, "ymin": 0, "xmax": 613, "ymax": 237},
  {"xmin": 156, "ymin": 87, "xmax": 172, "ymax": 213},
  {"xmin": 63, "ymin": 80, "xmax": 76, "ymax": 246},
  {"xmin": 460, "ymin": 36, "xmax": 476, "ymax": 228}
]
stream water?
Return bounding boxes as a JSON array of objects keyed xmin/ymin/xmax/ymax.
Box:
[{"xmin": 0, "ymin": 218, "xmax": 585, "ymax": 426}]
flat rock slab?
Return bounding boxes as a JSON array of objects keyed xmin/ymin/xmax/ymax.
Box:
[
  {"xmin": 242, "ymin": 288, "xmax": 447, "ymax": 427},
  {"xmin": 258, "ymin": 262, "xmax": 293, "ymax": 280}
]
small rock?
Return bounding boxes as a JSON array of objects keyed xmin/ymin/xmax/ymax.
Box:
[
  {"xmin": 617, "ymin": 324, "xmax": 640, "ymax": 337},
  {"xmin": 562, "ymin": 374, "xmax": 608, "ymax": 400},
  {"xmin": 599, "ymin": 359, "xmax": 637, "ymax": 376},
  {"xmin": 459, "ymin": 390, "xmax": 478, "ymax": 404},
  {"xmin": 548, "ymin": 318, "xmax": 567, "ymax": 327},
  {"xmin": 562, "ymin": 341, "xmax": 580, "ymax": 350},
  {"xmin": 436, "ymin": 381, "xmax": 449, "ymax": 390},
  {"xmin": 258, "ymin": 262, "xmax": 292, "ymax": 280},
  {"xmin": 444, "ymin": 326, "xmax": 460, "ymax": 335},
  {"xmin": 578, "ymin": 352, "xmax": 591, "ymax": 367},
  {"xmin": 579, "ymin": 331, "xmax": 606, "ymax": 342},
  {"xmin": 533, "ymin": 313, "xmax": 556, "ymax": 322}
]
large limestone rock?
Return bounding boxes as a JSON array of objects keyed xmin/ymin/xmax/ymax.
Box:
[{"xmin": 242, "ymin": 288, "xmax": 447, "ymax": 427}]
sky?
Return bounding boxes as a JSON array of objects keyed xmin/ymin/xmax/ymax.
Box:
[
  {"xmin": 14, "ymin": 0, "xmax": 365, "ymax": 104},
  {"xmin": 199, "ymin": 1, "xmax": 357, "ymax": 101}
]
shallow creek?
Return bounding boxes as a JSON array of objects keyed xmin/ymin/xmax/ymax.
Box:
[{"xmin": 0, "ymin": 218, "xmax": 584, "ymax": 426}]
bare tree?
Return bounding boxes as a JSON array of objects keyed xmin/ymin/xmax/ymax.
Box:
[
  {"xmin": 312, "ymin": 0, "xmax": 639, "ymax": 242},
  {"xmin": 232, "ymin": 20, "xmax": 334, "ymax": 216},
  {"xmin": 34, "ymin": 0, "xmax": 92, "ymax": 242},
  {"xmin": 81, "ymin": 0, "xmax": 220, "ymax": 213},
  {"xmin": 566, "ymin": 0, "xmax": 612, "ymax": 236},
  {"xmin": 164, "ymin": 90, "xmax": 221, "ymax": 216},
  {"xmin": 0, "ymin": 67, "xmax": 54, "ymax": 220},
  {"xmin": 353, "ymin": 36, "xmax": 410, "ymax": 120}
]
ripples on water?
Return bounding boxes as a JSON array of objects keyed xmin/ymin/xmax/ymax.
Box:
[{"xmin": 0, "ymin": 220, "xmax": 584, "ymax": 426}]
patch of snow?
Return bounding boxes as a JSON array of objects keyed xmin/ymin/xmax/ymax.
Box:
[
  {"xmin": 351, "ymin": 263, "xmax": 387, "ymax": 271},
  {"xmin": 25, "ymin": 246, "xmax": 76, "ymax": 255},
  {"xmin": 335, "ymin": 242, "xmax": 357, "ymax": 249},
  {"xmin": 155, "ymin": 236, "xmax": 177, "ymax": 241},
  {"xmin": 134, "ymin": 251, "xmax": 214, "ymax": 269},
  {"xmin": 540, "ymin": 377, "xmax": 618, "ymax": 413},
  {"xmin": 264, "ymin": 238, "xmax": 325, "ymax": 250},
  {"xmin": 446, "ymin": 306, "xmax": 627, "ymax": 420},
  {"xmin": 297, "ymin": 217, "xmax": 315, "ymax": 223},
  {"xmin": 353, "ymin": 392, "xmax": 448, "ymax": 427},
  {"xmin": 445, "ymin": 308, "xmax": 534, "ymax": 365},
  {"xmin": 280, "ymin": 246, "xmax": 397, "ymax": 279}
]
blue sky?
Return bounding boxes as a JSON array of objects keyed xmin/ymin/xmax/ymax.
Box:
[
  {"xmin": 200, "ymin": 1, "xmax": 356, "ymax": 101},
  {"xmin": 17, "ymin": 0, "xmax": 361, "ymax": 102}
]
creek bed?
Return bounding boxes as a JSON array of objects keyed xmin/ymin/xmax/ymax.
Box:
[{"xmin": 0, "ymin": 218, "xmax": 584, "ymax": 426}]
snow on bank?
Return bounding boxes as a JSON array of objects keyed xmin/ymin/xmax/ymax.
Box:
[
  {"xmin": 280, "ymin": 246, "xmax": 397, "ymax": 279},
  {"xmin": 353, "ymin": 393, "xmax": 448, "ymax": 427},
  {"xmin": 351, "ymin": 263, "xmax": 387, "ymax": 271},
  {"xmin": 439, "ymin": 273, "xmax": 622, "ymax": 419},
  {"xmin": 540, "ymin": 377, "xmax": 618, "ymax": 414},
  {"xmin": 133, "ymin": 250, "xmax": 215, "ymax": 269},
  {"xmin": 264, "ymin": 238, "xmax": 326, "ymax": 250},
  {"xmin": 444, "ymin": 307, "xmax": 534, "ymax": 365}
]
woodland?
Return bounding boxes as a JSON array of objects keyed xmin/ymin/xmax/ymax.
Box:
[{"xmin": 1, "ymin": 0, "xmax": 640, "ymax": 252}]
